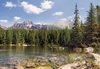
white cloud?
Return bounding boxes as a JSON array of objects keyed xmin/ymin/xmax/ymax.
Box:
[
  {"xmin": 41, "ymin": 1, "xmax": 54, "ymax": 10},
  {"xmin": 20, "ymin": 0, "xmax": 54, "ymax": 15},
  {"xmin": 21, "ymin": 1, "xmax": 44, "ymax": 14},
  {"xmin": 5, "ymin": 2, "xmax": 16, "ymax": 8},
  {"xmin": 0, "ymin": 20, "xmax": 8, "ymax": 23},
  {"xmin": 14, "ymin": 16, "xmax": 21, "ymax": 21},
  {"xmin": 53, "ymin": 12, "xmax": 64, "ymax": 16}
]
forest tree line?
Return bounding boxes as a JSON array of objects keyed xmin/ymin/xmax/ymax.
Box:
[{"xmin": 0, "ymin": 3, "xmax": 100, "ymax": 49}]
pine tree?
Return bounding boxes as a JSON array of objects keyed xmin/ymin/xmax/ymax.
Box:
[
  {"xmin": 6, "ymin": 30, "xmax": 13, "ymax": 45},
  {"xmin": 0, "ymin": 28, "xmax": 3, "ymax": 44},
  {"xmin": 71, "ymin": 4, "xmax": 83, "ymax": 47},
  {"xmin": 28, "ymin": 30, "xmax": 35, "ymax": 45},
  {"xmin": 96, "ymin": 5, "xmax": 100, "ymax": 45},
  {"xmin": 2, "ymin": 30, "xmax": 6, "ymax": 45},
  {"xmin": 65, "ymin": 27, "xmax": 71, "ymax": 46},
  {"xmin": 85, "ymin": 3, "xmax": 99, "ymax": 47},
  {"xmin": 20, "ymin": 30, "xmax": 25, "ymax": 45},
  {"xmin": 96, "ymin": 5, "xmax": 100, "ymax": 24}
]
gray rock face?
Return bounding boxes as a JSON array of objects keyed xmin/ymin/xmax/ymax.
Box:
[
  {"xmin": 32, "ymin": 24, "xmax": 48, "ymax": 29},
  {"xmin": 12, "ymin": 21, "xmax": 33, "ymax": 29},
  {"xmin": 12, "ymin": 21, "xmax": 48, "ymax": 30},
  {"xmin": 11, "ymin": 20, "xmax": 66, "ymax": 30}
]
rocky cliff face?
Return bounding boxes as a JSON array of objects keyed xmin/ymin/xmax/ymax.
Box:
[
  {"xmin": 12, "ymin": 21, "xmax": 33, "ymax": 29},
  {"xmin": 9, "ymin": 20, "xmax": 71, "ymax": 30},
  {"xmin": 11, "ymin": 21, "xmax": 62, "ymax": 30}
]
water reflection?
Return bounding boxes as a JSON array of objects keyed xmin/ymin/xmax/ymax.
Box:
[
  {"xmin": 0, "ymin": 46, "xmax": 69, "ymax": 65},
  {"xmin": 0, "ymin": 46, "xmax": 68, "ymax": 57},
  {"xmin": 0, "ymin": 46, "xmax": 82, "ymax": 68}
]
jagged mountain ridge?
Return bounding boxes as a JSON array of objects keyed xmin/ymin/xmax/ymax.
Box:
[
  {"xmin": 12, "ymin": 21, "xmax": 33, "ymax": 29},
  {"xmin": 0, "ymin": 20, "xmax": 70, "ymax": 30}
]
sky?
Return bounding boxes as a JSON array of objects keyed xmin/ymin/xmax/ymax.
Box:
[{"xmin": 0, "ymin": 0, "xmax": 100, "ymax": 27}]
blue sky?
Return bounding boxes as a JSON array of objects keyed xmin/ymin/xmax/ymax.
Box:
[{"xmin": 0, "ymin": 0, "xmax": 100, "ymax": 27}]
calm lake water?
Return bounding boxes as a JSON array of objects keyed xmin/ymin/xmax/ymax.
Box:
[
  {"xmin": 0, "ymin": 46, "xmax": 72, "ymax": 66},
  {"xmin": 0, "ymin": 46, "xmax": 68, "ymax": 57}
]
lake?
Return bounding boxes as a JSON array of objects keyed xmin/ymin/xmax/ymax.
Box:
[{"xmin": 0, "ymin": 46, "xmax": 80, "ymax": 68}]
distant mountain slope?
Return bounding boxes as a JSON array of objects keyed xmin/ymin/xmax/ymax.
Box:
[
  {"xmin": 9, "ymin": 20, "xmax": 72, "ymax": 30},
  {"xmin": 53, "ymin": 21, "xmax": 70, "ymax": 29},
  {"xmin": 0, "ymin": 25, "xmax": 7, "ymax": 30},
  {"xmin": 12, "ymin": 21, "xmax": 33, "ymax": 29}
]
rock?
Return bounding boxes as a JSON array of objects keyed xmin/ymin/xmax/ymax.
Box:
[
  {"xmin": 74, "ymin": 48, "xmax": 82, "ymax": 53},
  {"xmin": 94, "ymin": 60, "xmax": 100, "ymax": 67},
  {"xmin": 0, "ymin": 67, "xmax": 8, "ymax": 69},
  {"xmin": 58, "ymin": 64, "xmax": 72, "ymax": 69},
  {"xmin": 58, "ymin": 60, "xmax": 87, "ymax": 69},
  {"xmin": 40, "ymin": 62, "xmax": 47, "ymax": 66},
  {"xmin": 48, "ymin": 56, "xmax": 66, "ymax": 69},
  {"xmin": 90, "ymin": 53, "xmax": 100, "ymax": 68},
  {"xmin": 35, "ymin": 66, "xmax": 52, "ymax": 69},
  {"xmin": 59, "ymin": 52, "xmax": 100, "ymax": 69},
  {"xmin": 58, "ymin": 62, "xmax": 80, "ymax": 69},
  {"xmin": 25, "ymin": 62, "xmax": 35, "ymax": 68},
  {"xmin": 49, "ymin": 56, "xmax": 65, "ymax": 63},
  {"xmin": 14, "ymin": 65, "xmax": 24, "ymax": 69},
  {"xmin": 84, "ymin": 47, "xmax": 94, "ymax": 53},
  {"xmin": 90, "ymin": 53, "xmax": 100, "ymax": 62}
]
